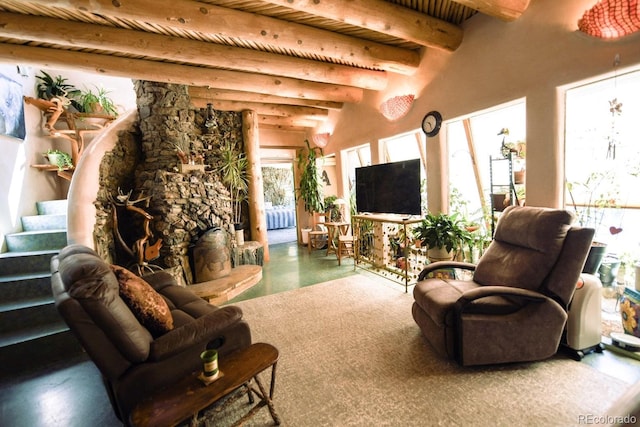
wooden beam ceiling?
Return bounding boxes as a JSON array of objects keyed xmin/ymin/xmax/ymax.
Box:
[
  {"xmin": 24, "ymin": 0, "xmax": 421, "ymax": 74},
  {"xmin": 257, "ymin": 0, "xmax": 463, "ymax": 51},
  {"xmin": 191, "ymin": 98, "xmax": 329, "ymax": 121},
  {"xmin": 452, "ymin": 0, "xmax": 531, "ymax": 22},
  {"xmin": 0, "ymin": 12, "xmax": 388, "ymax": 90},
  {"xmin": 188, "ymin": 87, "xmax": 343, "ymax": 110},
  {"xmin": 0, "ymin": 0, "xmax": 532, "ymax": 127},
  {"xmin": 0, "ymin": 44, "xmax": 363, "ymax": 104}
]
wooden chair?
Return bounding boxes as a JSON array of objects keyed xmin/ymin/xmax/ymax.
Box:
[
  {"xmin": 308, "ymin": 212, "xmax": 328, "ymax": 253},
  {"xmin": 336, "ymin": 224, "xmax": 355, "ymax": 265}
]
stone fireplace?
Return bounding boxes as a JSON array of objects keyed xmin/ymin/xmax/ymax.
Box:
[{"xmin": 92, "ymin": 81, "xmax": 245, "ymax": 284}]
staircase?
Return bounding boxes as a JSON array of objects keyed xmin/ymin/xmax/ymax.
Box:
[{"xmin": 0, "ymin": 200, "xmax": 82, "ymax": 380}]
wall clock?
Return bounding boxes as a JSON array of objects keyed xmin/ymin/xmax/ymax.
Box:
[{"xmin": 421, "ymin": 111, "xmax": 442, "ymax": 137}]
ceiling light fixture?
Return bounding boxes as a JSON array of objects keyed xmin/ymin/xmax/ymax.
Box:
[
  {"xmin": 578, "ymin": 0, "xmax": 640, "ymax": 39},
  {"xmin": 380, "ymin": 94, "xmax": 415, "ymax": 121},
  {"xmin": 312, "ymin": 132, "xmax": 330, "ymax": 148}
]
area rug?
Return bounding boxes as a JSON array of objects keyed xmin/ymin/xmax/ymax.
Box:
[{"xmin": 194, "ymin": 274, "xmax": 631, "ymax": 426}]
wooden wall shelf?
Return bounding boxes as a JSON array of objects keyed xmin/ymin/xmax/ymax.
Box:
[{"xmin": 24, "ymin": 96, "xmax": 116, "ymax": 182}]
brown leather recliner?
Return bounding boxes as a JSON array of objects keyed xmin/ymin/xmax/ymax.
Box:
[
  {"xmin": 412, "ymin": 206, "xmax": 594, "ymax": 366},
  {"xmin": 50, "ymin": 244, "xmax": 252, "ymax": 423}
]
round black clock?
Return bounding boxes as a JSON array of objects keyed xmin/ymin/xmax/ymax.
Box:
[{"xmin": 421, "ymin": 111, "xmax": 442, "ymax": 137}]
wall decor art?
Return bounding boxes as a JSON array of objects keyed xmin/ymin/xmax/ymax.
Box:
[{"xmin": 0, "ymin": 73, "xmax": 26, "ymax": 140}]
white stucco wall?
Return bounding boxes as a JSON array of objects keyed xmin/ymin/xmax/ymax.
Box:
[{"xmin": 0, "ymin": 65, "xmax": 136, "ymax": 249}]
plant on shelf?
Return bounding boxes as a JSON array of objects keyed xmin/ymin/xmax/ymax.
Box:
[
  {"xmin": 78, "ymin": 86, "xmax": 119, "ymax": 116},
  {"xmin": 217, "ymin": 140, "xmax": 248, "ymax": 229},
  {"xmin": 35, "ymin": 71, "xmax": 81, "ymax": 110},
  {"xmin": 324, "ymin": 195, "xmax": 340, "ymax": 222},
  {"xmin": 44, "ymin": 149, "xmax": 73, "ymax": 170},
  {"xmin": 296, "ymin": 139, "xmax": 324, "ymax": 214},
  {"xmin": 413, "ymin": 212, "xmax": 472, "ymax": 262}
]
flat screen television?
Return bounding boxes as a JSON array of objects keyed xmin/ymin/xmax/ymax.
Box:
[{"xmin": 355, "ymin": 159, "xmax": 421, "ymax": 215}]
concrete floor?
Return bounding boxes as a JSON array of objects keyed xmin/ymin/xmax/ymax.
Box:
[{"xmin": 1, "ymin": 239, "xmax": 638, "ymax": 427}]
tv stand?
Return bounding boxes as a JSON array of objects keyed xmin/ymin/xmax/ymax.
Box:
[{"xmin": 352, "ymin": 214, "xmax": 425, "ymax": 292}]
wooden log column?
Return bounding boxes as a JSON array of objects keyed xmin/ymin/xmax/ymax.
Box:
[{"xmin": 243, "ymin": 110, "xmax": 269, "ymax": 262}]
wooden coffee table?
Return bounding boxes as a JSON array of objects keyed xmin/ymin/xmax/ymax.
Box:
[{"xmin": 130, "ymin": 342, "xmax": 281, "ymax": 426}]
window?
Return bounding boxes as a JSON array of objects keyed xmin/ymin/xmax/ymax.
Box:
[
  {"xmin": 381, "ymin": 130, "xmax": 425, "ymax": 164},
  {"xmin": 565, "ymin": 69, "xmax": 640, "ymax": 259},
  {"xmin": 345, "ymin": 143, "xmax": 371, "ymax": 192},
  {"xmin": 381, "ymin": 130, "xmax": 427, "ymax": 214},
  {"xmin": 446, "ymin": 101, "xmax": 526, "ymax": 227}
]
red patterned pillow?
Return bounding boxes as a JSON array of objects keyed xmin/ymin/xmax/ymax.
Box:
[{"xmin": 110, "ymin": 265, "xmax": 174, "ymax": 336}]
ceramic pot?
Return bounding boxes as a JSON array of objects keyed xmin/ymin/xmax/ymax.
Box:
[
  {"xmin": 583, "ymin": 242, "xmax": 607, "ymax": 274},
  {"xmin": 427, "ymin": 246, "xmax": 453, "ymax": 263}
]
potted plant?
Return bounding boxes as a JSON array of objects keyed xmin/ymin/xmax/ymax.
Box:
[
  {"xmin": 44, "ymin": 149, "xmax": 73, "ymax": 170},
  {"xmin": 566, "ymin": 170, "xmax": 619, "ymax": 274},
  {"xmin": 78, "ymin": 86, "xmax": 119, "ymax": 116},
  {"xmin": 297, "ymin": 139, "xmax": 324, "ymax": 214},
  {"xmin": 324, "ymin": 195, "xmax": 340, "ymax": 222},
  {"xmin": 217, "ymin": 140, "xmax": 248, "ymax": 244},
  {"xmin": 413, "ymin": 212, "xmax": 472, "ymax": 262},
  {"xmin": 35, "ymin": 71, "xmax": 81, "ymax": 110}
]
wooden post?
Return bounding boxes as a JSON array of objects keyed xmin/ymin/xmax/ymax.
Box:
[
  {"xmin": 463, "ymin": 118, "xmax": 487, "ymax": 211},
  {"xmin": 243, "ymin": 110, "xmax": 269, "ymax": 262}
]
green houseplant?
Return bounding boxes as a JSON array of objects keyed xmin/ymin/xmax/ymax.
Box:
[
  {"xmin": 78, "ymin": 86, "xmax": 119, "ymax": 116},
  {"xmin": 413, "ymin": 212, "xmax": 472, "ymax": 262},
  {"xmin": 44, "ymin": 149, "xmax": 73, "ymax": 170},
  {"xmin": 296, "ymin": 139, "xmax": 324, "ymax": 214},
  {"xmin": 566, "ymin": 170, "xmax": 619, "ymax": 274},
  {"xmin": 35, "ymin": 71, "xmax": 81, "ymax": 109},
  {"xmin": 217, "ymin": 140, "xmax": 248, "ymax": 233}
]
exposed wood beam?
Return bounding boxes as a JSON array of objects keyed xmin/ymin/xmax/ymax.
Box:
[
  {"xmin": 260, "ymin": 123, "xmax": 309, "ymax": 135},
  {"xmin": 0, "ymin": 43, "xmax": 363, "ymax": 103},
  {"xmin": 188, "ymin": 87, "xmax": 343, "ymax": 110},
  {"xmin": 29, "ymin": 0, "xmax": 421, "ymax": 74},
  {"xmin": 259, "ymin": 138, "xmax": 308, "ymax": 148},
  {"xmin": 0, "ymin": 12, "xmax": 387, "ymax": 90},
  {"xmin": 191, "ymin": 98, "xmax": 328, "ymax": 121},
  {"xmin": 260, "ymin": 0, "xmax": 462, "ymax": 51},
  {"xmin": 257, "ymin": 115, "xmax": 319, "ymax": 128},
  {"xmin": 453, "ymin": 0, "xmax": 531, "ymax": 22}
]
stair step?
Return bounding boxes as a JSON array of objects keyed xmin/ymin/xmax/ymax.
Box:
[
  {"xmin": 21, "ymin": 213, "xmax": 67, "ymax": 231},
  {"xmin": 0, "ymin": 303, "xmax": 64, "ymax": 341},
  {"xmin": 0, "ymin": 329, "xmax": 83, "ymax": 381},
  {"xmin": 0, "ymin": 273, "xmax": 52, "ymax": 311},
  {"xmin": 0, "ymin": 250, "xmax": 57, "ymax": 275},
  {"xmin": 36, "ymin": 199, "xmax": 68, "ymax": 215},
  {"xmin": 5, "ymin": 229, "xmax": 67, "ymax": 252}
]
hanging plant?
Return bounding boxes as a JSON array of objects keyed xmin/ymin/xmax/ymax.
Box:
[{"xmin": 297, "ymin": 139, "xmax": 324, "ymax": 213}]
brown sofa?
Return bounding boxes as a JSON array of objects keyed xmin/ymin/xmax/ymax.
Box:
[
  {"xmin": 412, "ymin": 206, "xmax": 594, "ymax": 366},
  {"xmin": 50, "ymin": 244, "xmax": 252, "ymax": 423}
]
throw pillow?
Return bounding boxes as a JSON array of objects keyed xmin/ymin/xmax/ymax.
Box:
[{"xmin": 110, "ymin": 265, "xmax": 174, "ymax": 337}]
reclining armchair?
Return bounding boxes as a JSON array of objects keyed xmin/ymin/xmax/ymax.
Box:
[
  {"xmin": 51, "ymin": 244, "xmax": 252, "ymax": 423},
  {"xmin": 412, "ymin": 206, "xmax": 594, "ymax": 366}
]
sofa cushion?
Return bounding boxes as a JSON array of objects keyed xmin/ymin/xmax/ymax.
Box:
[
  {"xmin": 473, "ymin": 207, "xmax": 574, "ymax": 291},
  {"xmin": 111, "ymin": 265, "xmax": 174, "ymax": 337}
]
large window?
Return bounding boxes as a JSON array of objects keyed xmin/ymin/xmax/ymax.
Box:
[
  {"xmin": 565, "ymin": 69, "xmax": 640, "ymax": 259},
  {"xmin": 381, "ymin": 131, "xmax": 427, "ymax": 214},
  {"xmin": 446, "ymin": 101, "xmax": 526, "ymax": 228}
]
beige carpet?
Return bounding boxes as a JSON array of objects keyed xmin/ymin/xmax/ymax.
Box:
[{"xmin": 195, "ymin": 274, "xmax": 631, "ymax": 426}]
